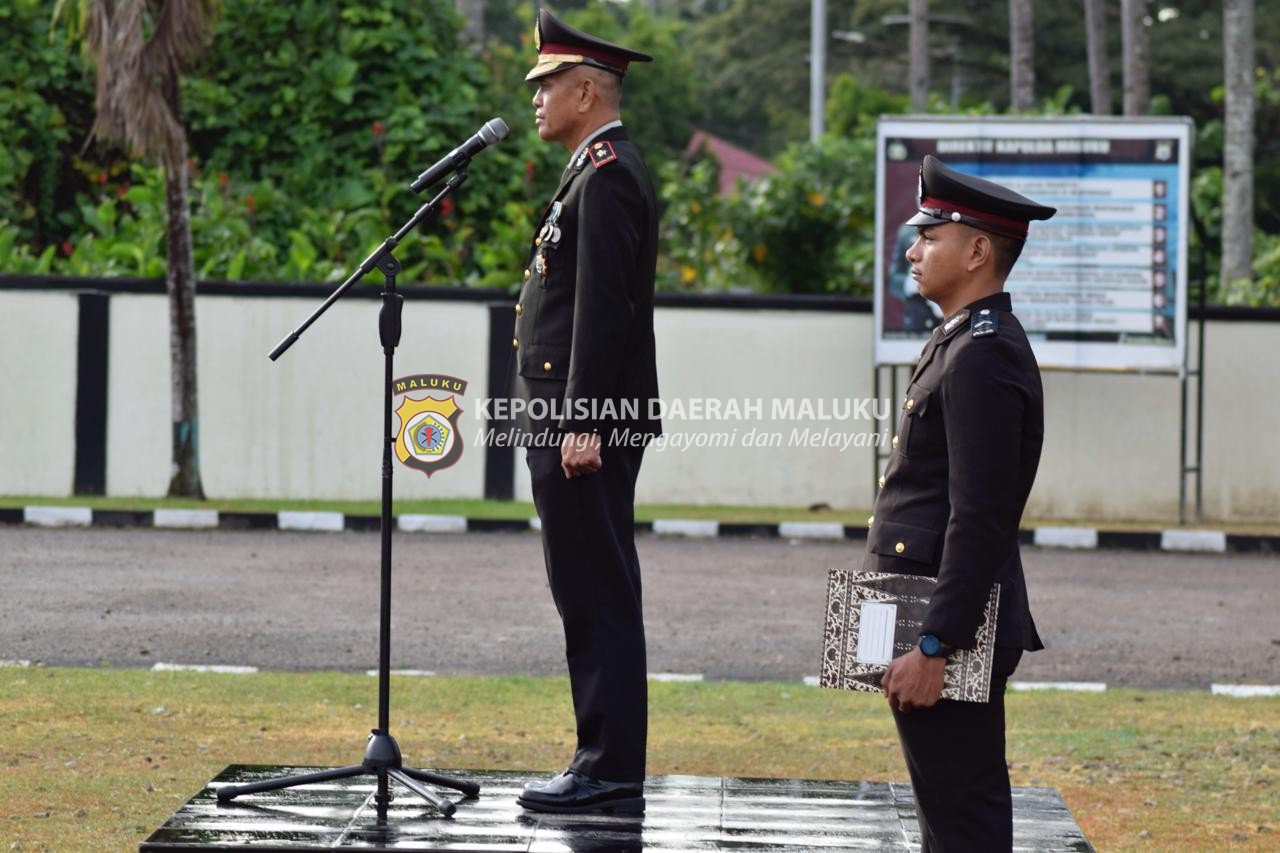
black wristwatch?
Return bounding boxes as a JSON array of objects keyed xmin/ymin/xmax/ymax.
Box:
[{"xmin": 918, "ymin": 634, "xmax": 950, "ymax": 658}]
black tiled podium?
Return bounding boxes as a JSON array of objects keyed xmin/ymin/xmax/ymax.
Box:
[{"xmin": 140, "ymin": 766, "xmax": 1093, "ymax": 851}]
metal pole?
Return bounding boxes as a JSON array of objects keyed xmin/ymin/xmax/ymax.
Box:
[{"xmin": 810, "ymin": 0, "xmax": 826, "ymax": 141}]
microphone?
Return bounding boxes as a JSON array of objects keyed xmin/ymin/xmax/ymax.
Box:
[{"xmin": 409, "ymin": 118, "xmax": 509, "ymax": 193}]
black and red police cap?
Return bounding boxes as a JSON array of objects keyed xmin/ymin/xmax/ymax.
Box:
[{"xmin": 907, "ymin": 155, "xmax": 1056, "ymax": 241}]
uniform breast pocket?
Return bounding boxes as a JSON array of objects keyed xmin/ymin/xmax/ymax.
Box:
[{"xmin": 896, "ymin": 384, "xmax": 933, "ymax": 458}]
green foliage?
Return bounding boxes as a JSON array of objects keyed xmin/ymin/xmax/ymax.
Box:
[
  {"xmin": 826, "ymin": 74, "xmax": 909, "ymax": 137},
  {"xmin": 731, "ymin": 133, "xmax": 876, "ymax": 295},
  {"xmin": 656, "ymin": 157, "xmax": 759, "ymax": 292},
  {"xmin": 1246, "ymin": 229, "xmax": 1280, "ymax": 306},
  {"xmin": 0, "ymin": 0, "xmax": 95, "ymax": 248},
  {"xmin": 4, "ymin": 0, "xmax": 1280, "ymax": 307}
]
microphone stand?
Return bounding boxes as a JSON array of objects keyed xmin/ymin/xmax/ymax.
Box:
[{"xmin": 215, "ymin": 168, "xmax": 480, "ymax": 817}]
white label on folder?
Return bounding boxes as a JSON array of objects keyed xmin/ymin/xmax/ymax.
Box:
[{"xmin": 856, "ymin": 602, "xmax": 898, "ymax": 665}]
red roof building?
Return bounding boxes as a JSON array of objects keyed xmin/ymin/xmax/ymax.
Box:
[{"xmin": 683, "ymin": 130, "xmax": 778, "ymax": 197}]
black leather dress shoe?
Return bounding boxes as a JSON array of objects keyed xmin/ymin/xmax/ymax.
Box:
[{"xmin": 517, "ymin": 769, "xmax": 645, "ymax": 814}]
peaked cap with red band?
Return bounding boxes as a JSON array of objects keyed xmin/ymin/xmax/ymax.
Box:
[
  {"xmin": 907, "ymin": 155, "xmax": 1056, "ymax": 241},
  {"xmin": 526, "ymin": 8, "xmax": 653, "ymax": 82}
]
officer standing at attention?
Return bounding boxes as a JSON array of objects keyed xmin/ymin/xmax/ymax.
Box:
[
  {"xmin": 511, "ymin": 9, "xmax": 661, "ymax": 815},
  {"xmin": 870, "ymin": 155, "xmax": 1055, "ymax": 850}
]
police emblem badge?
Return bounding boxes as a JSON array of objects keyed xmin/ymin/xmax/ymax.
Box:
[{"xmin": 391, "ymin": 373, "xmax": 468, "ymax": 477}]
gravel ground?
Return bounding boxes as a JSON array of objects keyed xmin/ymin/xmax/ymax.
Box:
[{"xmin": 0, "ymin": 526, "xmax": 1276, "ymax": 689}]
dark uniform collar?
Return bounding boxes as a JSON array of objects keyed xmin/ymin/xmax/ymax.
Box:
[
  {"xmin": 936, "ymin": 292, "xmax": 1012, "ymax": 341},
  {"xmin": 964, "ymin": 291, "xmax": 1012, "ymax": 314}
]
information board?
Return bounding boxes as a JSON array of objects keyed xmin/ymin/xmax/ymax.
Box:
[{"xmin": 874, "ymin": 117, "xmax": 1193, "ymax": 373}]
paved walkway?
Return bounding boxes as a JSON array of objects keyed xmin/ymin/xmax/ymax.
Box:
[{"xmin": 1, "ymin": 527, "xmax": 1276, "ymax": 689}]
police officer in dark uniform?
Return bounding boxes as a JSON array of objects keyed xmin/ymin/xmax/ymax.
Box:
[
  {"xmin": 870, "ymin": 155, "xmax": 1055, "ymax": 851},
  {"xmin": 511, "ymin": 10, "xmax": 661, "ymax": 815}
]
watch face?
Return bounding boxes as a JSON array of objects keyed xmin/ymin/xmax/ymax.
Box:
[{"xmin": 919, "ymin": 635, "xmax": 943, "ymax": 657}]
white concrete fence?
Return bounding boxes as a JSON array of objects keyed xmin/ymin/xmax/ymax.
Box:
[{"xmin": 2, "ymin": 280, "xmax": 1277, "ymax": 523}]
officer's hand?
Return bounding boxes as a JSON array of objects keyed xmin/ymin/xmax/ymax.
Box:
[
  {"xmin": 882, "ymin": 649, "xmax": 946, "ymax": 713},
  {"xmin": 561, "ymin": 432, "xmax": 602, "ymax": 478}
]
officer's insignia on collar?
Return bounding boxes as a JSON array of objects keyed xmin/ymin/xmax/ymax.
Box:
[
  {"xmin": 971, "ymin": 308, "xmax": 999, "ymax": 338},
  {"xmin": 588, "ymin": 140, "xmax": 618, "ymax": 168},
  {"xmin": 942, "ymin": 309, "xmax": 970, "ymax": 335}
]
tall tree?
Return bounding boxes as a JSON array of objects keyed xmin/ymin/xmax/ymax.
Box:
[
  {"xmin": 1221, "ymin": 0, "xmax": 1255, "ymax": 299},
  {"xmin": 60, "ymin": 0, "xmax": 218, "ymax": 498},
  {"xmin": 455, "ymin": 0, "xmax": 484, "ymax": 43},
  {"xmin": 1121, "ymin": 0, "xmax": 1149, "ymax": 115},
  {"xmin": 909, "ymin": 0, "xmax": 929, "ymax": 111},
  {"xmin": 1083, "ymin": 0, "xmax": 1111, "ymax": 114},
  {"xmin": 1009, "ymin": 0, "xmax": 1035, "ymax": 110}
]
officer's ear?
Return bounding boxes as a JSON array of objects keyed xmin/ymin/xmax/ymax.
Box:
[
  {"xmin": 576, "ymin": 73, "xmax": 596, "ymax": 113},
  {"xmin": 965, "ymin": 230, "xmax": 994, "ymax": 274}
]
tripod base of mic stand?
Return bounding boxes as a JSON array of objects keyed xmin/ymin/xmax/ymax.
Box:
[{"xmin": 215, "ymin": 729, "xmax": 479, "ymax": 817}]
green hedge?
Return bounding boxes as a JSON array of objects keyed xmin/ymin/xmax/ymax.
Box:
[{"xmin": 1, "ymin": 0, "xmax": 1278, "ymax": 303}]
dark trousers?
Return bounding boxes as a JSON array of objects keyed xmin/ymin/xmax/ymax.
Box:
[
  {"xmin": 891, "ymin": 646, "xmax": 1023, "ymax": 853},
  {"xmin": 526, "ymin": 443, "xmax": 647, "ymax": 783}
]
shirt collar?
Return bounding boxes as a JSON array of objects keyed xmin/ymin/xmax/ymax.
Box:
[{"xmin": 568, "ymin": 119, "xmax": 623, "ymax": 170}]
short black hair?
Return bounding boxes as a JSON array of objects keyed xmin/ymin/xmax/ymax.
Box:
[{"xmin": 988, "ymin": 231, "xmax": 1025, "ymax": 280}]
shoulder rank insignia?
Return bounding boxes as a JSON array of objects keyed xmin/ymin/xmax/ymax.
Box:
[
  {"xmin": 588, "ymin": 140, "xmax": 618, "ymax": 169},
  {"xmin": 971, "ymin": 308, "xmax": 999, "ymax": 338}
]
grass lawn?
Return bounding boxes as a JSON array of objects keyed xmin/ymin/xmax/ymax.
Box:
[{"xmin": 1, "ymin": 667, "xmax": 1276, "ymax": 851}]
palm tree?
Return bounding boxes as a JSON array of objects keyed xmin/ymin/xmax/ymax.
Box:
[
  {"xmin": 1121, "ymin": 0, "xmax": 1149, "ymax": 115},
  {"xmin": 909, "ymin": 0, "xmax": 929, "ymax": 112},
  {"xmin": 1083, "ymin": 0, "xmax": 1111, "ymax": 114},
  {"xmin": 1008, "ymin": 0, "xmax": 1035, "ymax": 111},
  {"xmin": 1221, "ymin": 0, "xmax": 1255, "ymax": 300},
  {"xmin": 56, "ymin": 0, "xmax": 219, "ymax": 498}
]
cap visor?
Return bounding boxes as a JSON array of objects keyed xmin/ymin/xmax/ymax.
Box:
[
  {"xmin": 525, "ymin": 60, "xmax": 573, "ymax": 81},
  {"xmin": 905, "ymin": 210, "xmax": 953, "ymax": 228}
]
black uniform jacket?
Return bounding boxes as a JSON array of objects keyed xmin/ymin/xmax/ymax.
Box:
[
  {"xmin": 512, "ymin": 126, "xmax": 661, "ymax": 442},
  {"xmin": 864, "ymin": 291, "xmax": 1044, "ymax": 652}
]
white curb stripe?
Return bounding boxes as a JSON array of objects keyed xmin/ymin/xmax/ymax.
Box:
[
  {"xmin": 1211, "ymin": 684, "xmax": 1280, "ymax": 697},
  {"xmin": 398, "ymin": 514, "xmax": 467, "ymax": 534},
  {"xmin": 365, "ymin": 669, "xmax": 436, "ymax": 677},
  {"xmin": 24, "ymin": 506, "xmax": 92, "ymax": 527},
  {"xmin": 652, "ymin": 519, "xmax": 719, "ymax": 538},
  {"xmin": 0, "ymin": 659, "xmax": 32, "ymax": 668},
  {"xmin": 778, "ymin": 521, "xmax": 845, "ymax": 540},
  {"xmin": 1161, "ymin": 530, "xmax": 1227, "ymax": 553},
  {"xmin": 151, "ymin": 663, "xmax": 258, "ymax": 674},
  {"xmin": 1032, "ymin": 527, "xmax": 1099, "ymax": 550},
  {"xmin": 1010, "ymin": 681, "xmax": 1107, "ymax": 693},
  {"xmin": 648, "ymin": 672, "xmax": 704, "ymax": 682},
  {"xmin": 277, "ymin": 511, "xmax": 344, "ymax": 532},
  {"xmin": 529, "ymin": 517, "xmax": 542, "ymax": 532},
  {"xmin": 153, "ymin": 509, "xmax": 219, "ymax": 529}
]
